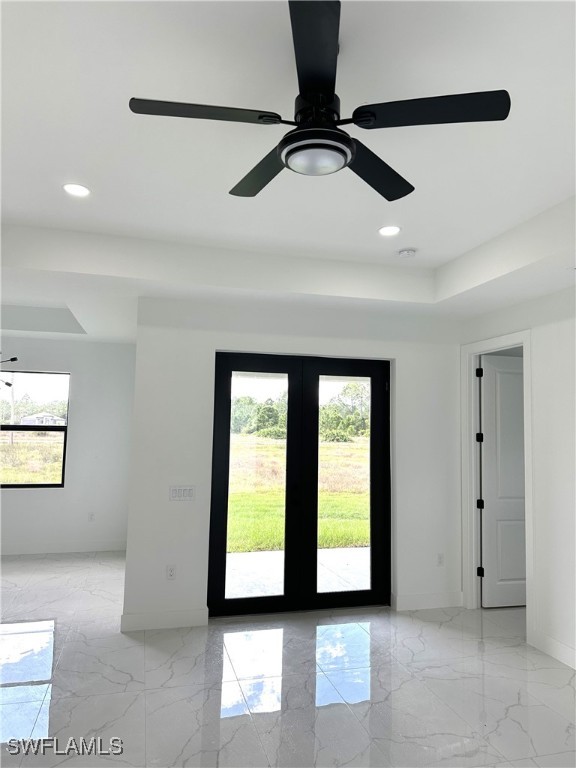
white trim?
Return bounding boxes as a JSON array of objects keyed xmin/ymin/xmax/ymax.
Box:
[
  {"xmin": 120, "ymin": 608, "xmax": 208, "ymax": 632},
  {"xmin": 459, "ymin": 331, "xmax": 534, "ymax": 642},
  {"xmin": 392, "ymin": 592, "xmax": 463, "ymax": 611},
  {"xmin": 529, "ymin": 629, "xmax": 576, "ymax": 670}
]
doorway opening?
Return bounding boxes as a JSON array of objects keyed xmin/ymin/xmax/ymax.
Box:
[
  {"xmin": 207, "ymin": 353, "xmax": 391, "ymax": 617},
  {"xmin": 461, "ymin": 332, "xmax": 532, "ymax": 642},
  {"xmin": 477, "ymin": 347, "xmax": 526, "ymax": 608}
]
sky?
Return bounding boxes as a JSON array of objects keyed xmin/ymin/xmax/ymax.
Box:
[
  {"xmin": 231, "ymin": 373, "xmax": 369, "ymax": 405},
  {"xmin": 1, "ymin": 369, "xmax": 367, "ymax": 407},
  {"xmin": 0, "ymin": 371, "xmax": 70, "ymax": 404}
]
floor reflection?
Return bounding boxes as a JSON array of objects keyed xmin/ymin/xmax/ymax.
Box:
[
  {"xmin": 218, "ymin": 621, "xmax": 378, "ymax": 766},
  {"xmin": 0, "ymin": 618, "xmax": 374, "ymax": 744},
  {"xmin": 223, "ymin": 627, "xmax": 284, "ymax": 680},
  {"xmin": 240, "ymin": 676, "xmax": 282, "ymax": 713},
  {"xmin": 220, "ymin": 680, "xmax": 251, "ymax": 719},
  {"xmin": 221, "ymin": 621, "xmax": 372, "ymax": 716},
  {"xmin": 323, "ymin": 667, "xmax": 371, "ymax": 704},
  {"xmin": 0, "ymin": 620, "xmax": 54, "ymax": 743},
  {"xmin": 0, "ymin": 620, "xmax": 55, "ymax": 685},
  {"xmin": 316, "ymin": 622, "xmax": 371, "ymax": 670},
  {"xmin": 5, "ymin": 552, "xmax": 558, "ymax": 767}
]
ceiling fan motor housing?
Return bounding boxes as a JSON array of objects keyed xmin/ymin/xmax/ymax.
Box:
[
  {"xmin": 278, "ymin": 127, "xmax": 355, "ymax": 176},
  {"xmin": 294, "ymin": 93, "xmax": 341, "ymax": 125}
]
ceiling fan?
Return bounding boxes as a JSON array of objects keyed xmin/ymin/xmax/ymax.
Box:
[{"xmin": 129, "ymin": 0, "xmax": 511, "ymax": 201}]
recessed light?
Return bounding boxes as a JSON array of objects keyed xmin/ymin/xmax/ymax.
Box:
[
  {"xmin": 378, "ymin": 225, "xmax": 401, "ymax": 237},
  {"xmin": 63, "ymin": 183, "xmax": 90, "ymax": 198}
]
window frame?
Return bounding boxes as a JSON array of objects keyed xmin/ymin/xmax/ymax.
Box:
[{"xmin": 1, "ymin": 370, "xmax": 70, "ymax": 489}]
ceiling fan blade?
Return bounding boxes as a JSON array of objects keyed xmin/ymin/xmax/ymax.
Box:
[
  {"xmin": 352, "ymin": 90, "xmax": 511, "ymax": 129},
  {"xmin": 349, "ymin": 140, "xmax": 414, "ymax": 201},
  {"xmin": 129, "ymin": 98, "xmax": 283, "ymax": 125},
  {"xmin": 229, "ymin": 147, "xmax": 284, "ymax": 197},
  {"xmin": 288, "ymin": 1, "xmax": 340, "ymax": 98}
]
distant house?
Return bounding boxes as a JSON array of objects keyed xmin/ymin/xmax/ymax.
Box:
[{"xmin": 20, "ymin": 412, "xmax": 66, "ymax": 426}]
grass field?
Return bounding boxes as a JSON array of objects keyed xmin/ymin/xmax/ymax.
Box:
[
  {"xmin": 0, "ymin": 433, "xmax": 64, "ymax": 485},
  {"xmin": 227, "ymin": 434, "xmax": 370, "ymax": 552}
]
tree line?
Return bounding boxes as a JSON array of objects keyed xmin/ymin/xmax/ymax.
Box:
[
  {"xmin": 231, "ymin": 381, "xmax": 370, "ymax": 442},
  {"xmin": 1, "ymin": 396, "xmax": 68, "ymax": 424}
]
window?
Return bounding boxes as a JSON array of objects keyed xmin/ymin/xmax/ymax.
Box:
[{"xmin": 1, "ymin": 371, "xmax": 70, "ymax": 488}]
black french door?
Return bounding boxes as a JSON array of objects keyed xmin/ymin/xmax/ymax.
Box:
[{"xmin": 208, "ymin": 353, "xmax": 390, "ymax": 616}]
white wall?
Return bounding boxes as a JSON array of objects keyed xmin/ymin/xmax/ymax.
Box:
[
  {"xmin": 122, "ymin": 303, "xmax": 461, "ymax": 630},
  {"xmin": 465, "ymin": 294, "xmax": 575, "ymax": 669},
  {"xmin": 1, "ymin": 337, "xmax": 136, "ymax": 554},
  {"xmin": 530, "ymin": 318, "xmax": 575, "ymax": 666}
]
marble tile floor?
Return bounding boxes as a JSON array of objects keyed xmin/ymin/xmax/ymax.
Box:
[{"xmin": 0, "ymin": 552, "xmax": 574, "ymax": 768}]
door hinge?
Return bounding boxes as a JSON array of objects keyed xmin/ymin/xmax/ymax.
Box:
[
  {"xmin": 477, "ymin": 566, "xmax": 484, "ymax": 577},
  {"xmin": 476, "ymin": 499, "xmax": 484, "ymax": 509},
  {"xmin": 476, "ymin": 432, "xmax": 484, "ymax": 442},
  {"xmin": 476, "ymin": 367, "xmax": 484, "ymax": 377}
]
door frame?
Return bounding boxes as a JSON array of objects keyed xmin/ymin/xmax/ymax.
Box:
[
  {"xmin": 207, "ymin": 352, "xmax": 391, "ymax": 617},
  {"xmin": 460, "ymin": 331, "xmax": 534, "ymax": 629}
]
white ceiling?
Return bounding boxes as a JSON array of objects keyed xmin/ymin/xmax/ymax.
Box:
[{"xmin": 1, "ymin": 1, "xmax": 575, "ymax": 340}]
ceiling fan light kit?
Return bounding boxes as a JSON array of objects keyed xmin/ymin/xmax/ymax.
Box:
[
  {"xmin": 278, "ymin": 128, "xmax": 355, "ymax": 176},
  {"xmin": 129, "ymin": 0, "xmax": 511, "ymax": 200}
]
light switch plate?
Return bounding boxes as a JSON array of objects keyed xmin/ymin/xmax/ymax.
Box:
[{"xmin": 169, "ymin": 485, "xmax": 195, "ymax": 501}]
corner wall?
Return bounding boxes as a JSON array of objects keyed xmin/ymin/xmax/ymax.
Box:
[
  {"xmin": 1, "ymin": 337, "xmax": 136, "ymax": 554},
  {"xmin": 464, "ymin": 289, "xmax": 575, "ymax": 669},
  {"xmin": 122, "ymin": 288, "xmax": 575, "ymax": 671},
  {"xmin": 122, "ymin": 314, "xmax": 461, "ymax": 631},
  {"xmin": 530, "ymin": 318, "xmax": 575, "ymax": 666}
]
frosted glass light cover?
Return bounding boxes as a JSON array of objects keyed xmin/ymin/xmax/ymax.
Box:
[{"xmin": 286, "ymin": 147, "xmax": 346, "ymax": 176}]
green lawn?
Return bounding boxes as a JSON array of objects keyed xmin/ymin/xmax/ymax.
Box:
[
  {"xmin": 0, "ymin": 435, "xmax": 64, "ymax": 485},
  {"xmin": 227, "ymin": 435, "xmax": 370, "ymax": 552},
  {"xmin": 227, "ymin": 490, "xmax": 370, "ymax": 552}
]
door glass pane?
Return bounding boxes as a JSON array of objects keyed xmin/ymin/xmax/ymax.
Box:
[
  {"xmin": 225, "ymin": 372, "xmax": 288, "ymax": 599},
  {"xmin": 317, "ymin": 376, "xmax": 371, "ymax": 593}
]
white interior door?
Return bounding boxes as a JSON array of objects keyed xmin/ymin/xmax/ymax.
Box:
[{"xmin": 481, "ymin": 355, "xmax": 526, "ymax": 607}]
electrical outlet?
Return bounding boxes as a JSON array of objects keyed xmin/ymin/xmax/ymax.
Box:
[
  {"xmin": 88, "ymin": 512, "xmax": 95, "ymax": 523},
  {"xmin": 166, "ymin": 565, "xmax": 176, "ymax": 580},
  {"xmin": 436, "ymin": 553, "xmax": 445, "ymax": 567}
]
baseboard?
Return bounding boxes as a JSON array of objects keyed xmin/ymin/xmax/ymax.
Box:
[
  {"xmin": 1, "ymin": 540, "xmax": 127, "ymax": 556},
  {"xmin": 392, "ymin": 591, "xmax": 463, "ymax": 611},
  {"xmin": 528, "ymin": 629, "xmax": 576, "ymax": 670},
  {"xmin": 120, "ymin": 608, "xmax": 209, "ymax": 632}
]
